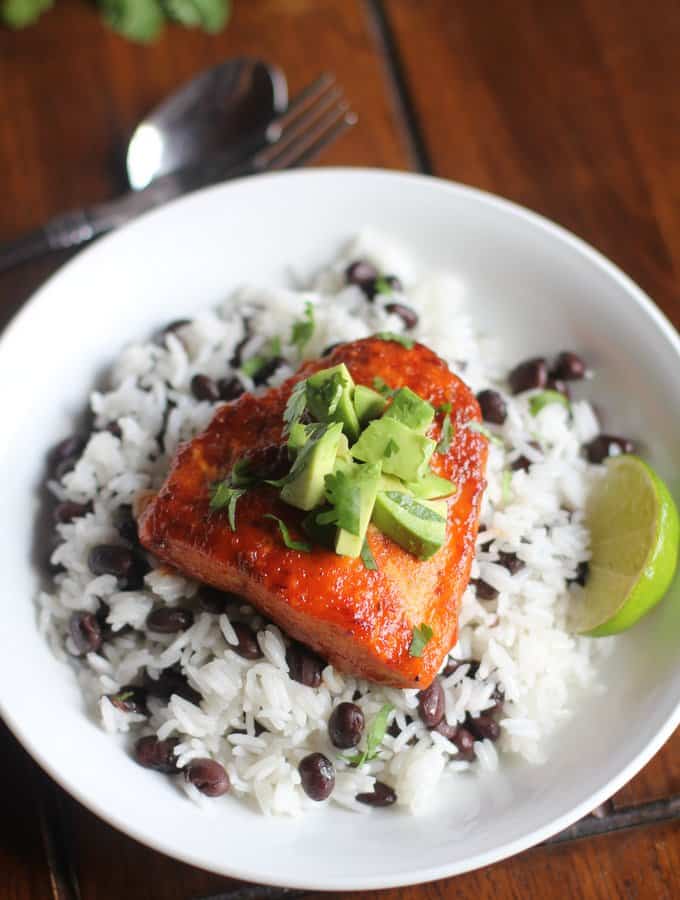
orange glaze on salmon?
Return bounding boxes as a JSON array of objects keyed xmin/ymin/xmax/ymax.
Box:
[{"xmin": 139, "ymin": 338, "xmax": 488, "ymax": 689}]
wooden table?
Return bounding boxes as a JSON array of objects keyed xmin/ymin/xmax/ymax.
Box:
[{"xmin": 2, "ymin": 1, "xmax": 679, "ymax": 897}]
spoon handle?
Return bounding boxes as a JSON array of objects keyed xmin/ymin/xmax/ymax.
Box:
[{"xmin": 0, "ymin": 210, "xmax": 102, "ymax": 273}]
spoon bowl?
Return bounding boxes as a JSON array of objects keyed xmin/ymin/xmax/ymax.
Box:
[{"xmin": 126, "ymin": 58, "xmax": 288, "ymax": 190}]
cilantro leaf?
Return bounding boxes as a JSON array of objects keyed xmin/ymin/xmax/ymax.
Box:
[
  {"xmin": 100, "ymin": 0, "xmax": 165, "ymax": 43},
  {"xmin": 408, "ymin": 623, "xmax": 434, "ymax": 658},
  {"xmin": 360, "ymin": 538, "xmax": 378, "ymax": 571},
  {"xmin": 241, "ymin": 337, "xmax": 281, "ymax": 379},
  {"xmin": 1, "ymin": 0, "xmax": 52, "ymax": 28},
  {"xmin": 374, "ymin": 276, "xmax": 393, "ymax": 296},
  {"xmin": 529, "ymin": 389, "xmax": 571, "ymax": 417},
  {"xmin": 372, "ymin": 376, "xmax": 396, "ymax": 397},
  {"xmin": 466, "ymin": 420, "xmax": 505, "ymax": 447},
  {"xmin": 345, "ymin": 703, "xmax": 394, "ymax": 767},
  {"xmin": 290, "ymin": 301, "xmax": 315, "ymax": 355},
  {"xmin": 501, "ymin": 469, "xmax": 512, "ymax": 504},
  {"xmin": 436, "ymin": 415, "xmax": 454, "ymax": 454},
  {"xmin": 209, "ymin": 483, "xmax": 245, "ymax": 531},
  {"xmin": 373, "ymin": 331, "xmax": 415, "ymax": 349},
  {"xmin": 264, "ymin": 515, "xmax": 311, "ymax": 552},
  {"xmin": 283, "ymin": 379, "xmax": 308, "ymax": 435},
  {"xmin": 322, "ymin": 469, "xmax": 362, "ymax": 536},
  {"xmin": 384, "ymin": 437, "xmax": 400, "ymax": 459},
  {"xmin": 437, "ymin": 402, "xmax": 452, "ymax": 415},
  {"xmin": 229, "ymin": 458, "xmax": 257, "ymax": 488},
  {"xmin": 163, "ymin": 0, "xmax": 232, "ymax": 33}
]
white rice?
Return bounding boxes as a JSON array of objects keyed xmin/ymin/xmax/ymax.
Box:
[{"xmin": 39, "ymin": 229, "xmax": 615, "ymax": 815}]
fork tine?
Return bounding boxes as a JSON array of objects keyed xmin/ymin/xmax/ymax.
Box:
[
  {"xmin": 264, "ymin": 108, "xmax": 358, "ymax": 172},
  {"xmin": 266, "ymin": 73, "xmax": 336, "ymax": 140},
  {"xmin": 256, "ymin": 88, "xmax": 346, "ymax": 167}
]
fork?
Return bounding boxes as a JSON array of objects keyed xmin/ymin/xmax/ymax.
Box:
[{"xmin": 0, "ymin": 74, "xmax": 356, "ymax": 274}]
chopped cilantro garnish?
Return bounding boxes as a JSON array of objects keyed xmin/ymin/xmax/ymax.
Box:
[
  {"xmin": 437, "ymin": 402, "xmax": 452, "ymax": 415},
  {"xmin": 283, "ymin": 379, "xmax": 308, "ymax": 435},
  {"xmin": 409, "ymin": 623, "xmax": 434, "ymax": 658},
  {"xmin": 344, "ymin": 702, "xmax": 394, "ymax": 767},
  {"xmin": 436, "ymin": 415, "xmax": 454, "ymax": 454},
  {"xmin": 360, "ymin": 538, "xmax": 378, "ymax": 570},
  {"xmin": 373, "ymin": 331, "xmax": 415, "ymax": 349},
  {"xmin": 264, "ymin": 515, "xmax": 311, "ymax": 552},
  {"xmin": 529, "ymin": 390, "xmax": 571, "ymax": 417},
  {"xmin": 306, "ymin": 371, "xmax": 344, "ymax": 419},
  {"xmin": 319, "ymin": 468, "xmax": 362, "ymax": 536},
  {"xmin": 372, "ymin": 376, "xmax": 396, "ymax": 397},
  {"xmin": 374, "ymin": 276, "xmax": 393, "ymax": 296},
  {"xmin": 241, "ymin": 336, "xmax": 281, "ymax": 378},
  {"xmin": 384, "ymin": 437, "xmax": 400, "ymax": 459},
  {"xmin": 209, "ymin": 483, "xmax": 245, "ymax": 531},
  {"xmin": 229, "ymin": 458, "xmax": 256, "ymax": 488},
  {"xmin": 290, "ymin": 301, "xmax": 315, "ymax": 354},
  {"xmin": 467, "ymin": 420, "xmax": 505, "ymax": 447},
  {"xmin": 502, "ymin": 469, "xmax": 512, "ymax": 504}
]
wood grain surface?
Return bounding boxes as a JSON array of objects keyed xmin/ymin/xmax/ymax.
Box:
[{"xmin": 1, "ymin": 0, "xmax": 679, "ymax": 898}]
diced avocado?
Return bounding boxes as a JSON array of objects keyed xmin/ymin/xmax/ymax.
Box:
[
  {"xmin": 404, "ymin": 471, "xmax": 457, "ymax": 499},
  {"xmin": 336, "ymin": 433, "xmax": 351, "ymax": 460},
  {"xmin": 383, "ymin": 387, "xmax": 434, "ymax": 433},
  {"xmin": 280, "ymin": 422, "xmax": 343, "ymax": 511},
  {"xmin": 335, "ymin": 462, "xmax": 382, "ymax": 558},
  {"xmin": 306, "ymin": 364, "xmax": 360, "ymax": 441},
  {"xmin": 353, "ymin": 384, "xmax": 387, "ymax": 425},
  {"xmin": 350, "ymin": 418, "xmax": 436, "ymax": 482},
  {"xmin": 287, "ymin": 422, "xmax": 310, "ymax": 455},
  {"xmin": 372, "ymin": 490, "xmax": 447, "ymax": 560}
]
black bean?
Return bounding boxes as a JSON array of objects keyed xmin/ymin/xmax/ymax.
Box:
[
  {"xmin": 476, "ymin": 389, "xmax": 507, "ymax": 425},
  {"xmin": 252, "ymin": 356, "xmax": 284, "ymax": 386},
  {"xmin": 298, "ymin": 752, "xmax": 335, "ymax": 801},
  {"xmin": 321, "ymin": 342, "xmax": 344, "ymax": 357},
  {"xmin": 585, "ymin": 435, "xmax": 635, "ymax": 464},
  {"xmin": 433, "ymin": 719, "xmax": 459, "ymax": 740},
  {"xmin": 184, "ymin": 758, "xmax": 231, "ymax": 797},
  {"xmin": 88, "ymin": 544, "xmax": 137, "ymax": 579},
  {"xmin": 230, "ymin": 622, "xmax": 262, "ymax": 660},
  {"xmin": 230, "ymin": 332, "xmax": 251, "ymax": 368},
  {"xmin": 547, "ymin": 377, "xmax": 571, "ymax": 400},
  {"xmin": 471, "ymin": 578, "xmax": 499, "ymax": 600},
  {"xmin": 217, "ymin": 376, "xmax": 245, "ymax": 401},
  {"xmin": 551, "ymin": 351, "xmax": 587, "ymax": 381},
  {"xmin": 191, "ymin": 374, "xmax": 220, "ymax": 402},
  {"xmin": 570, "ymin": 560, "xmax": 590, "ymax": 587},
  {"xmin": 113, "ymin": 505, "xmax": 138, "ymax": 544},
  {"xmin": 452, "ymin": 726, "xmax": 476, "ymax": 761},
  {"xmin": 328, "ymin": 702, "xmax": 365, "ymax": 749},
  {"xmin": 143, "ymin": 668, "xmax": 201, "ymax": 705},
  {"xmin": 417, "ymin": 678, "xmax": 445, "ymax": 728},
  {"xmin": 385, "ymin": 302, "xmax": 418, "ymax": 330},
  {"xmin": 286, "ymin": 643, "xmax": 325, "ymax": 688},
  {"xmin": 53, "ymin": 501, "xmax": 92, "ymax": 524},
  {"xmin": 498, "ymin": 551, "xmax": 525, "ymax": 575},
  {"xmin": 508, "ymin": 357, "xmax": 548, "ymax": 394},
  {"xmin": 49, "ymin": 435, "xmax": 86, "ymax": 475},
  {"xmin": 109, "ymin": 685, "xmax": 148, "ymax": 715},
  {"xmin": 490, "ymin": 684, "xmax": 505, "ymax": 714},
  {"xmin": 146, "ymin": 606, "xmax": 194, "ymax": 634},
  {"xmin": 134, "ymin": 736, "xmax": 179, "ymax": 773},
  {"xmin": 467, "ymin": 713, "xmax": 501, "ymax": 742},
  {"xmin": 345, "ymin": 260, "xmax": 379, "ymax": 294},
  {"xmin": 68, "ymin": 611, "xmax": 102, "ymax": 655},
  {"xmin": 198, "ymin": 586, "xmax": 235, "ymax": 615},
  {"xmin": 356, "ymin": 781, "xmax": 397, "ymax": 807}
]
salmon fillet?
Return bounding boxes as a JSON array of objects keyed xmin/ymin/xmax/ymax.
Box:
[{"xmin": 139, "ymin": 338, "xmax": 488, "ymax": 689}]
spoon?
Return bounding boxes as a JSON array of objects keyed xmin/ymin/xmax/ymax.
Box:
[{"xmin": 126, "ymin": 57, "xmax": 288, "ymax": 189}]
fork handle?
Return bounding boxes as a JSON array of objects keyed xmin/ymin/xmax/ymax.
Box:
[{"xmin": 0, "ymin": 210, "xmax": 100, "ymax": 274}]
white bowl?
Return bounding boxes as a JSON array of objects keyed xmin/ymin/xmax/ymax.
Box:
[{"xmin": 0, "ymin": 170, "xmax": 678, "ymax": 890}]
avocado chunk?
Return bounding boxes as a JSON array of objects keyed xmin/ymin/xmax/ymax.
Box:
[
  {"xmin": 306, "ymin": 364, "xmax": 360, "ymax": 441},
  {"xmin": 350, "ymin": 418, "xmax": 436, "ymax": 482},
  {"xmin": 353, "ymin": 384, "xmax": 387, "ymax": 425},
  {"xmin": 334, "ymin": 462, "xmax": 382, "ymax": 558},
  {"xmin": 280, "ymin": 422, "xmax": 344, "ymax": 511},
  {"xmin": 383, "ymin": 387, "xmax": 435, "ymax": 433},
  {"xmin": 287, "ymin": 421, "xmax": 310, "ymax": 455},
  {"xmin": 404, "ymin": 471, "xmax": 457, "ymax": 499},
  {"xmin": 372, "ymin": 490, "xmax": 447, "ymax": 560}
]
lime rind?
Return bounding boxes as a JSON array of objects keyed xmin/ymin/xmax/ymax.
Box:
[{"xmin": 569, "ymin": 455, "xmax": 679, "ymax": 636}]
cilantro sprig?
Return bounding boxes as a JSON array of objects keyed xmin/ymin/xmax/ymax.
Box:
[
  {"xmin": 373, "ymin": 332, "xmax": 415, "ymax": 349},
  {"xmin": 209, "ymin": 483, "xmax": 245, "ymax": 531},
  {"xmin": 283, "ymin": 379, "xmax": 308, "ymax": 436},
  {"xmin": 264, "ymin": 515, "xmax": 311, "ymax": 552},
  {"xmin": 436, "ymin": 416, "xmax": 454, "ymax": 454},
  {"xmin": 344, "ymin": 703, "xmax": 394, "ymax": 768},
  {"xmin": 241, "ymin": 337, "xmax": 281, "ymax": 379},
  {"xmin": 290, "ymin": 301, "xmax": 315, "ymax": 355},
  {"xmin": 360, "ymin": 538, "xmax": 378, "ymax": 570},
  {"xmin": 317, "ymin": 469, "xmax": 362, "ymax": 536},
  {"xmin": 408, "ymin": 623, "xmax": 433, "ymax": 657}
]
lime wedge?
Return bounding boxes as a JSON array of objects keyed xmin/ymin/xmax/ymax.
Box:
[{"xmin": 569, "ymin": 455, "xmax": 679, "ymax": 636}]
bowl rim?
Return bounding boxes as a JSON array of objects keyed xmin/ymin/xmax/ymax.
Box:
[{"xmin": 1, "ymin": 167, "xmax": 679, "ymax": 890}]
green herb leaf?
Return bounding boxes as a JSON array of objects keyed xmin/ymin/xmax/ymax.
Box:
[
  {"xmin": 360, "ymin": 538, "xmax": 378, "ymax": 570},
  {"xmin": 373, "ymin": 331, "xmax": 415, "ymax": 349},
  {"xmin": 290, "ymin": 300, "xmax": 315, "ymax": 354},
  {"xmin": 1, "ymin": 0, "xmax": 52, "ymax": 28},
  {"xmin": 529, "ymin": 389, "xmax": 571, "ymax": 417},
  {"xmin": 306, "ymin": 371, "xmax": 344, "ymax": 419},
  {"xmin": 437, "ymin": 402, "xmax": 452, "ymax": 415},
  {"xmin": 372, "ymin": 376, "xmax": 396, "ymax": 397},
  {"xmin": 229, "ymin": 458, "xmax": 257, "ymax": 488},
  {"xmin": 436, "ymin": 416, "xmax": 454, "ymax": 454},
  {"xmin": 501, "ymin": 469, "xmax": 512, "ymax": 504},
  {"xmin": 322, "ymin": 469, "xmax": 362, "ymax": 536},
  {"xmin": 374, "ymin": 276, "xmax": 393, "ymax": 296},
  {"xmin": 241, "ymin": 337, "xmax": 281, "ymax": 379},
  {"xmin": 345, "ymin": 702, "xmax": 394, "ymax": 767},
  {"xmin": 100, "ymin": 0, "xmax": 165, "ymax": 43},
  {"xmin": 209, "ymin": 483, "xmax": 245, "ymax": 531},
  {"xmin": 264, "ymin": 515, "xmax": 311, "ymax": 552},
  {"xmin": 409, "ymin": 623, "xmax": 434, "ymax": 658},
  {"xmin": 383, "ymin": 437, "xmax": 400, "ymax": 459},
  {"xmin": 163, "ymin": 0, "xmax": 231, "ymax": 33},
  {"xmin": 383, "ymin": 491, "xmax": 446, "ymax": 523},
  {"xmin": 283, "ymin": 379, "xmax": 308, "ymax": 435},
  {"xmin": 466, "ymin": 420, "xmax": 505, "ymax": 447}
]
